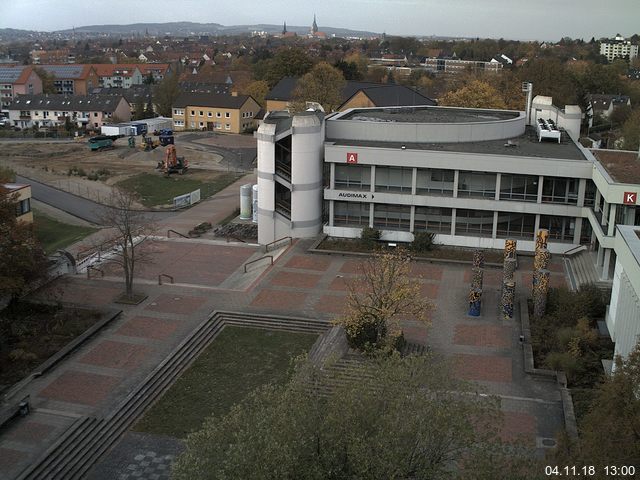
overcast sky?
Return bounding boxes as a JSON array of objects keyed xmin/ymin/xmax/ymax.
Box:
[{"xmin": 1, "ymin": 0, "xmax": 638, "ymax": 41}]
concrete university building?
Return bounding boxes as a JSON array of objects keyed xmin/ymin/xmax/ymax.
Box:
[{"xmin": 256, "ymin": 97, "xmax": 640, "ymax": 360}]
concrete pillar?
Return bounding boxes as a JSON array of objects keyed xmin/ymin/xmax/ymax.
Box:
[
  {"xmin": 370, "ymin": 165, "xmax": 376, "ymax": 193},
  {"xmin": 577, "ymin": 178, "xmax": 586, "ymax": 207},
  {"xmin": 534, "ymin": 214, "xmax": 540, "ymax": 236},
  {"xmin": 450, "ymin": 209, "xmax": 457, "ymax": 236},
  {"xmin": 602, "ymin": 248, "xmax": 612, "ymax": 281},
  {"xmin": 596, "ymin": 244, "xmax": 604, "ymax": 267},
  {"xmin": 411, "ymin": 167, "xmax": 417, "ymax": 195},
  {"xmin": 537, "ymin": 175, "xmax": 544, "ymax": 203},
  {"xmin": 369, "ymin": 202, "xmax": 374, "ymax": 227},
  {"xmin": 409, "ymin": 205, "xmax": 415, "ymax": 232},
  {"xmin": 329, "ymin": 162, "xmax": 335, "ymax": 189},
  {"xmin": 601, "ymin": 200, "xmax": 609, "ymax": 227},
  {"xmin": 492, "ymin": 211, "xmax": 498, "ymax": 238},
  {"xmin": 573, "ymin": 217, "xmax": 582, "ymax": 245},
  {"xmin": 608, "ymin": 204, "xmax": 617, "ymax": 236},
  {"xmin": 329, "ymin": 200, "xmax": 334, "ymax": 227},
  {"xmin": 495, "ymin": 173, "xmax": 501, "ymax": 201},
  {"xmin": 453, "ymin": 170, "xmax": 459, "ymax": 198}
]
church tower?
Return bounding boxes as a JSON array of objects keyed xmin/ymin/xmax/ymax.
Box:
[
  {"xmin": 312, "ymin": 14, "xmax": 318, "ymax": 34},
  {"xmin": 282, "ymin": 21, "xmax": 287, "ymax": 35}
]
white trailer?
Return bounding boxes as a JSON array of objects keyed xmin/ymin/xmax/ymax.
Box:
[
  {"xmin": 142, "ymin": 117, "xmax": 173, "ymax": 134},
  {"xmin": 101, "ymin": 124, "xmax": 133, "ymax": 136}
]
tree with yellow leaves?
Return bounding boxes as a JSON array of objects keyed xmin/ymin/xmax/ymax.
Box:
[
  {"xmin": 334, "ymin": 249, "xmax": 433, "ymax": 352},
  {"xmin": 439, "ymin": 79, "xmax": 508, "ymax": 110}
]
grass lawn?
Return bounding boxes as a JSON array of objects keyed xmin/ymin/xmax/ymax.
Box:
[
  {"xmin": 116, "ymin": 172, "xmax": 241, "ymax": 207},
  {"xmin": 133, "ymin": 326, "xmax": 318, "ymax": 438},
  {"xmin": 33, "ymin": 209, "xmax": 98, "ymax": 254}
]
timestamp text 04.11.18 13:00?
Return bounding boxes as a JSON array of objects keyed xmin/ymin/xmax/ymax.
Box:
[{"xmin": 545, "ymin": 465, "xmax": 637, "ymax": 476}]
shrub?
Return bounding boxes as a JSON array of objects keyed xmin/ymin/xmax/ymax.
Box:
[
  {"xmin": 411, "ymin": 231, "xmax": 435, "ymax": 253},
  {"xmin": 360, "ymin": 227, "xmax": 380, "ymax": 249},
  {"xmin": 8, "ymin": 348, "xmax": 38, "ymax": 362},
  {"xmin": 87, "ymin": 172, "xmax": 99, "ymax": 181}
]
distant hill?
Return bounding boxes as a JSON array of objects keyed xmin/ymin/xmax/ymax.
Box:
[{"xmin": 54, "ymin": 21, "xmax": 380, "ymax": 38}]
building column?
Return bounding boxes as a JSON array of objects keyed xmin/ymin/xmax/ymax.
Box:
[
  {"xmin": 370, "ymin": 165, "xmax": 375, "ymax": 193},
  {"xmin": 495, "ymin": 173, "xmax": 501, "ymax": 200},
  {"xmin": 411, "ymin": 167, "xmax": 417, "ymax": 196},
  {"xmin": 608, "ymin": 204, "xmax": 617, "ymax": 236},
  {"xmin": 369, "ymin": 202, "xmax": 374, "ymax": 227},
  {"xmin": 534, "ymin": 214, "xmax": 540, "ymax": 235},
  {"xmin": 453, "ymin": 170, "xmax": 459, "ymax": 198},
  {"xmin": 329, "ymin": 163, "xmax": 335, "ymax": 189},
  {"xmin": 601, "ymin": 200, "xmax": 609, "ymax": 227},
  {"xmin": 329, "ymin": 200, "xmax": 334, "ymax": 227},
  {"xmin": 450, "ymin": 208, "xmax": 457, "ymax": 236},
  {"xmin": 573, "ymin": 217, "xmax": 583, "ymax": 244},
  {"xmin": 537, "ymin": 175, "xmax": 544, "ymax": 203},
  {"xmin": 492, "ymin": 211, "xmax": 498, "ymax": 238},
  {"xmin": 601, "ymin": 248, "xmax": 612, "ymax": 281},
  {"xmin": 594, "ymin": 189, "xmax": 601, "ymax": 211},
  {"xmin": 577, "ymin": 178, "xmax": 586, "ymax": 207},
  {"xmin": 596, "ymin": 244, "xmax": 604, "ymax": 268},
  {"xmin": 410, "ymin": 205, "xmax": 416, "ymax": 232}
]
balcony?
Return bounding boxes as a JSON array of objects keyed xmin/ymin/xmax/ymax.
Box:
[
  {"xmin": 275, "ymin": 159, "xmax": 292, "ymax": 182},
  {"xmin": 275, "ymin": 201, "xmax": 291, "ymax": 220}
]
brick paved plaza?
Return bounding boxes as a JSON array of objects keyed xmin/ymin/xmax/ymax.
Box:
[{"xmin": 0, "ymin": 182, "xmax": 570, "ymax": 479}]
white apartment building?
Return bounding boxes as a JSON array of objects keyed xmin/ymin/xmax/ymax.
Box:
[{"xmin": 599, "ymin": 34, "xmax": 639, "ymax": 62}]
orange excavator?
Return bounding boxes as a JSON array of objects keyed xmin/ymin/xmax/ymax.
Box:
[{"xmin": 158, "ymin": 144, "xmax": 188, "ymax": 176}]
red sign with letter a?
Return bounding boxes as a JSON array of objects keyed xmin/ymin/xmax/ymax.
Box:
[
  {"xmin": 623, "ymin": 192, "xmax": 637, "ymax": 205},
  {"xmin": 346, "ymin": 152, "xmax": 358, "ymax": 164}
]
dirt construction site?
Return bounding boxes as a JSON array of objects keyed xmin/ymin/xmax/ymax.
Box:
[{"xmin": 0, "ymin": 133, "xmax": 254, "ymax": 205}]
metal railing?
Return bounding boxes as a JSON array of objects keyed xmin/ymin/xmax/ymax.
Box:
[
  {"xmin": 243, "ymin": 255, "xmax": 273, "ymax": 273},
  {"xmin": 563, "ymin": 245, "xmax": 586, "ymax": 256},
  {"xmin": 264, "ymin": 236, "xmax": 292, "ymax": 253},
  {"xmin": 167, "ymin": 229, "xmax": 188, "ymax": 238},
  {"xmin": 158, "ymin": 274, "xmax": 174, "ymax": 285},
  {"xmin": 87, "ymin": 266, "xmax": 104, "ymax": 279},
  {"xmin": 226, "ymin": 235, "xmax": 246, "ymax": 243}
]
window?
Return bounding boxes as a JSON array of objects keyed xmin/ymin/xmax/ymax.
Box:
[
  {"xmin": 584, "ymin": 180, "xmax": 597, "ymax": 207},
  {"xmin": 94, "ymin": 112, "xmax": 98, "ymax": 117},
  {"xmin": 457, "ymin": 171, "xmax": 496, "ymax": 198},
  {"xmin": 199, "ymin": 111, "xmax": 204, "ymax": 116},
  {"xmin": 455, "ymin": 209, "xmax": 494, "ymax": 237},
  {"xmin": 15, "ymin": 198, "xmax": 30, "ymax": 216},
  {"xmin": 496, "ymin": 212, "xmax": 535, "ymax": 239},
  {"xmin": 216, "ymin": 112, "xmax": 221, "ymax": 118},
  {"xmin": 541, "ymin": 177, "xmax": 578, "ymax": 205},
  {"xmin": 334, "ymin": 201, "xmax": 370, "ymax": 227},
  {"xmin": 500, "ymin": 174, "xmax": 538, "ymax": 202},
  {"xmin": 190, "ymin": 122, "xmax": 195, "ymax": 128},
  {"xmin": 173, "ymin": 109, "xmax": 184, "ymax": 116},
  {"xmin": 414, "ymin": 207, "xmax": 452, "ymax": 233},
  {"xmin": 375, "ymin": 167, "xmax": 413, "ymax": 193},
  {"xmin": 539, "ymin": 215, "xmax": 575, "ymax": 242},
  {"xmin": 334, "ymin": 164, "xmax": 371, "ymax": 191},
  {"xmin": 416, "ymin": 168, "xmax": 454, "ymax": 196},
  {"xmin": 190, "ymin": 110, "xmax": 195, "ymax": 116},
  {"xmin": 216, "ymin": 123, "xmax": 221, "ymax": 129},
  {"xmin": 373, "ymin": 204, "xmax": 411, "ymax": 231},
  {"xmin": 207, "ymin": 112, "xmax": 212, "ymax": 117},
  {"xmin": 225, "ymin": 124, "xmax": 230, "ymax": 130},
  {"xmin": 225, "ymin": 112, "xmax": 230, "ymax": 118},
  {"xmin": 199, "ymin": 122, "xmax": 204, "ymax": 128},
  {"xmin": 174, "ymin": 120, "xmax": 184, "ymax": 126}
]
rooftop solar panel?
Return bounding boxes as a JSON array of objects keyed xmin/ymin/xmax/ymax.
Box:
[
  {"xmin": 40, "ymin": 65, "xmax": 84, "ymax": 78},
  {"xmin": 0, "ymin": 67, "xmax": 25, "ymax": 83}
]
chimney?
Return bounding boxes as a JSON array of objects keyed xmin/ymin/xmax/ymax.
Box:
[{"xmin": 231, "ymin": 91, "xmax": 238, "ymax": 97}]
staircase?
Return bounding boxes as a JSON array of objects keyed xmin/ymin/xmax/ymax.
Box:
[
  {"xmin": 564, "ymin": 251, "xmax": 611, "ymax": 292},
  {"xmin": 17, "ymin": 312, "xmax": 329, "ymax": 480}
]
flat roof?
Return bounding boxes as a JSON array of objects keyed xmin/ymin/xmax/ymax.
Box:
[
  {"xmin": 618, "ymin": 225, "xmax": 640, "ymax": 267},
  {"xmin": 1, "ymin": 183, "xmax": 29, "ymax": 191},
  {"xmin": 328, "ymin": 127, "xmax": 587, "ymax": 161},
  {"xmin": 337, "ymin": 106, "xmax": 520, "ymax": 124},
  {"xmin": 591, "ymin": 150, "xmax": 640, "ymax": 184}
]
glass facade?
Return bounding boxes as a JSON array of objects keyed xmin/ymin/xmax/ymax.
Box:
[
  {"xmin": 457, "ymin": 171, "xmax": 496, "ymax": 198},
  {"xmin": 416, "ymin": 168, "xmax": 454, "ymax": 196},
  {"xmin": 373, "ymin": 204, "xmax": 411, "ymax": 231},
  {"xmin": 500, "ymin": 174, "xmax": 539, "ymax": 202},
  {"xmin": 335, "ymin": 164, "xmax": 371, "ymax": 191},
  {"xmin": 539, "ymin": 215, "xmax": 575, "ymax": 242},
  {"xmin": 334, "ymin": 201, "xmax": 370, "ymax": 227},
  {"xmin": 455, "ymin": 209, "xmax": 494, "ymax": 236},
  {"xmin": 496, "ymin": 212, "xmax": 536, "ymax": 239},
  {"xmin": 414, "ymin": 207, "xmax": 452, "ymax": 233},
  {"xmin": 541, "ymin": 177, "xmax": 578, "ymax": 205},
  {"xmin": 375, "ymin": 167, "xmax": 413, "ymax": 193},
  {"xmin": 584, "ymin": 180, "xmax": 597, "ymax": 207}
]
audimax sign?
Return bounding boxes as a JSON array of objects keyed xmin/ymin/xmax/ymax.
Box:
[{"xmin": 338, "ymin": 192, "xmax": 369, "ymax": 199}]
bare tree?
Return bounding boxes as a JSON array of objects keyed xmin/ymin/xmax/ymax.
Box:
[{"xmin": 97, "ymin": 188, "xmax": 155, "ymax": 300}]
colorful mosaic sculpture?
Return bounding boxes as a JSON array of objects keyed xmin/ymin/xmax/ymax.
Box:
[
  {"xmin": 473, "ymin": 249, "xmax": 485, "ymax": 269},
  {"xmin": 501, "ymin": 280, "xmax": 516, "ymax": 320},
  {"xmin": 504, "ymin": 239, "xmax": 517, "ymax": 260},
  {"xmin": 533, "ymin": 269, "xmax": 550, "ymax": 318},
  {"xmin": 471, "ymin": 267, "xmax": 484, "ymax": 290},
  {"xmin": 468, "ymin": 288, "xmax": 482, "ymax": 317},
  {"xmin": 535, "ymin": 229, "xmax": 549, "ymax": 251},
  {"xmin": 503, "ymin": 257, "xmax": 517, "ymax": 280}
]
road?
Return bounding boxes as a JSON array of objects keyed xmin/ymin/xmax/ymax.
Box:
[{"xmin": 17, "ymin": 175, "xmax": 176, "ymax": 225}]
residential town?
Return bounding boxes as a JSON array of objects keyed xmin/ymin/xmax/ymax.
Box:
[{"xmin": 0, "ymin": 5, "xmax": 639, "ymax": 480}]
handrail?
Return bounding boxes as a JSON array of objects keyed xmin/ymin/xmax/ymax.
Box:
[
  {"xmin": 87, "ymin": 266, "xmax": 104, "ymax": 279},
  {"xmin": 264, "ymin": 236, "xmax": 292, "ymax": 253},
  {"xmin": 158, "ymin": 274, "xmax": 174, "ymax": 285},
  {"xmin": 243, "ymin": 255, "xmax": 273, "ymax": 273},
  {"xmin": 167, "ymin": 229, "xmax": 188, "ymax": 239},
  {"xmin": 563, "ymin": 245, "xmax": 586, "ymax": 256}
]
